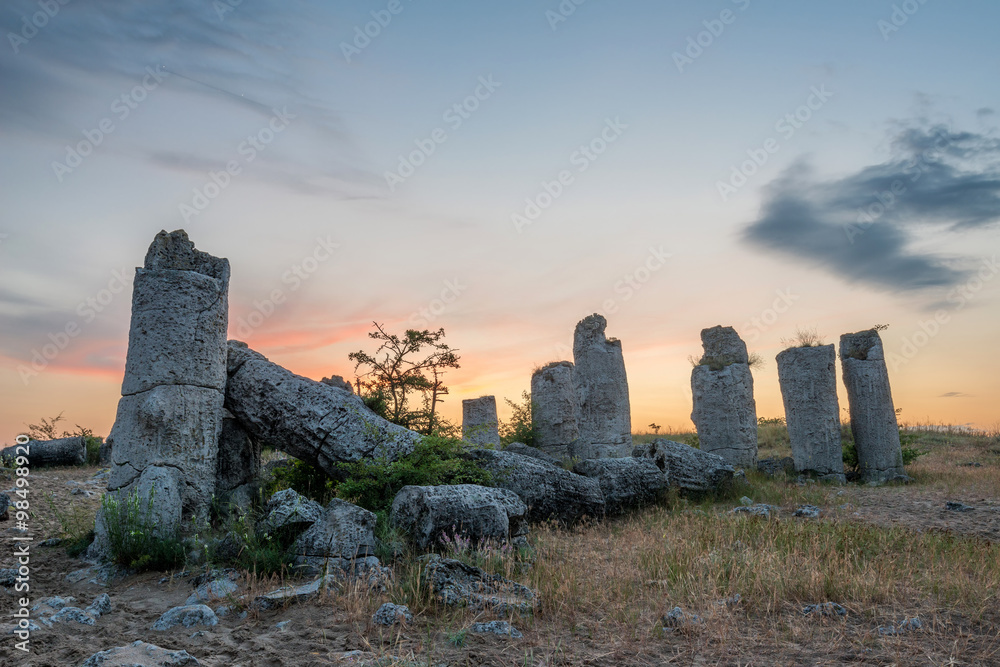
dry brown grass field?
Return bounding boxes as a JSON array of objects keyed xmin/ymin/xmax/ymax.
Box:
[{"xmin": 3, "ymin": 424, "xmax": 999, "ymax": 666}]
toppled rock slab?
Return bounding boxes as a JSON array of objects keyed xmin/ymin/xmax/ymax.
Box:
[
  {"xmin": 572, "ymin": 458, "xmax": 667, "ymax": 515},
  {"xmin": 424, "ymin": 555, "xmax": 538, "ymax": 616},
  {"xmin": 391, "ymin": 484, "xmax": 527, "ymax": 550},
  {"xmin": 632, "ymin": 439, "xmax": 735, "ymax": 499}
]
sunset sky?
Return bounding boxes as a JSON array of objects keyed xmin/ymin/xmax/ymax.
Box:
[{"xmin": 2, "ymin": 1, "xmax": 999, "ymax": 445}]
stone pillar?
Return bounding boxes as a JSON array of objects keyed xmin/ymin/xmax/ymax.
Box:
[
  {"xmin": 839, "ymin": 329, "xmax": 905, "ymax": 483},
  {"xmin": 572, "ymin": 314, "xmax": 632, "ymax": 459},
  {"xmin": 530, "ymin": 361, "xmax": 578, "ymax": 459},
  {"xmin": 103, "ymin": 230, "xmax": 230, "ymax": 537},
  {"xmin": 776, "ymin": 344, "xmax": 844, "ymax": 482},
  {"xmin": 215, "ymin": 409, "xmax": 261, "ymax": 514},
  {"xmin": 690, "ymin": 326, "xmax": 757, "ymax": 468},
  {"xmin": 463, "ymin": 396, "xmax": 500, "ymax": 447}
]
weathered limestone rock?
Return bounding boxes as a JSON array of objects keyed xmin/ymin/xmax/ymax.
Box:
[
  {"xmin": 320, "ymin": 375, "xmax": 354, "ymax": 393},
  {"xmin": 225, "ymin": 341, "xmax": 419, "ymax": 478},
  {"xmin": 632, "ymin": 439, "xmax": 736, "ymax": 499},
  {"xmin": 776, "ymin": 344, "xmax": 845, "ymax": 481},
  {"xmin": 258, "ymin": 488, "xmax": 323, "ymax": 536},
  {"xmin": 462, "ymin": 396, "xmax": 500, "ymax": 447},
  {"xmin": 103, "ymin": 230, "xmax": 229, "ymax": 541},
  {"xmin": 288, "ymin": 498, "xmax": 378, "ymax": 575},
  {"xmin": 840, "ymin": 329, "xmax": 905, "ymax": 483},
  {"xmin": 250, "ymin": 574, "xmax": 342, "ymax": 611},
  {"xmin": 0, "ymin": 436, "xmax": 86, "ymax": 467},
  {"xmin": 390, "ymin": 484, "xmax": 528, "ymax": 550},
  {"xmin": 690, "ymin": 326, "xmax": 757, "ymax": 468},
  {"xmin": 80, "ymin": 640, "xmax": 200, "ymax": 667},
  {"xmin": 572, "ymin": 314, "xmax": 631, "ymax": 459},
  {"xmin": 215, "ymin": 409, "xmax": 260, "ymax": 512},
  {"xmin": 151, "ymin": 604, "xmax": 218, "ymax": 631},
  {"xmin": 503, "ymin": 442, "xmax": 561, "ymax": 468},
  {"xmin": 530, "ymin": 361, "xmax": 578, "ymax": 459},
  {"xmin": 373, "ymin": 602, "xmax": 413, "ymax": 626},
  {"xmin": 424, "ymin": 555, "xmax": 539, "ymax": 615},
  {"xmin": 468, "ymin": 448, "xmax": 604, "ymax": 524},
  {"xmin": 572, "ymin": 458, "xmax": 667, "ymax": 515}
]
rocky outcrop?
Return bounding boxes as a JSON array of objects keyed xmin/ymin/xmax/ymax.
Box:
[
  {"xmin": 288, "ymin": 499, "xmax": 378, "ymax": 575},
  {"xmin": 468, "ymin": 448, "xmax": 604, "ymax": 524},
  {"xmin": 0, "ymin": 436, "xmax": 86, "ymax": 467},
  {"xmin": 502, "ymin": 442, "xmax": 561, "ymax": 467},
  {"xmin": 424, "ymin": 555, "xmax": 539, "ymax": 615},
  {"xmin": 572, "ymin": 314, "xmax": 631, "ymax": 459},
  {"xmin": 390, "ymin": 484, "xmax": 528, "ymax": 550},
  {"xmin": 840, "ymin": 329, "xmax": 905, "ymax": 483},
  {"xmin": 632, "ymin": 439, "xmax": 735, "ymax": 498},
  {"xmin": 776, "ymin": 344, "xmax": 845, "ymax": 482},
  {"xmin": 258, "ymin": 488, "xmax": 324, "ymax": 536},
  {"xmin": 80, "ymin": 641, "xmax": 200, "ymax": 667},
  {"xmin": 572, "ymin": 458, "xmax": 667, "ymax": 515},
  {"xmin": 462, "ymin": 396, "xmax": 500, "ymax": 447},
  {"xmin": 224, "ymin": 341, "xmax": 419, "ymax": 478},
  {"xmin": 690, "ymin": 326, "xmax": 757, "ymax": 468},
  {"xmin": 530, "ymin": 361, "xmax": 578, "ymax": 459}
]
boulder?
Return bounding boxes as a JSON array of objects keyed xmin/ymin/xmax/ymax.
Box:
[
  {"xmin": 224, "ymin": 341, "xmax": 419, "ymax": 478},
  {"xmin": 530, "ymin": 361, "xmax": 578, "ymax": 459},
  {"xmin": 699, "ymin": 325, "xmax": 749, "ymax": 365},
  {"xmin": 503, "ymin": 442, "xmax": 561, "ymax": 467},
  {"xmin": 632, "ymin": 439, "xmax": 735, "ymax": 499},
  {"xmin": 468, "ymin": 448, "xmax": 605, "ymax": 524},
  {"xmin": 424, "ymin": 555, "xmax": 538, "ymax": 615},
  {"xmin": 691, "ymin": 331, "xmax": 758, "ymax": 468},
  {"xmin": 151, "ymin": 604, "xmax": 218, "ymax": 631},
  {"xmin": 0, "ymin": 436, "xmax": 86, "ymax": 467},
  {"xmin": 572, "ymin": 314, "xmax": 632, "ymax": 459},
  {"xmin": 80, "ymin": 641, "xmax": 200, "ymax": 667},
  {"xmin": 373, "ymin": 602, "xmax": 412, "ymax": 627},
  {"xmin": 258, "ymin": 489, "xmax": 323, "ymax": 537},
  {"xmin": 572, "ymin": 458, "xmax": 667, "ymax": 514},
  {"xmin": 462, "ymin": 396, "xmax": 500, "ymax": 447},
  {"xmin": 288, "ymin": 498, "xmax": 378, "ymax": 575},
  {"xmin": 390, "ymin": 484, "xmax": 528, "ymax": 550},
  {"xmin": 469, "ymin": 620, "xmax": 522, "ymax": 638},
  {"xmin": 776, "ymin": 344, "xmax": 845, "ymax": 481},
  {"xmin": 250, "ymin": 574, "xmax": 341, "ymax": 611},
  {"xmin": 840, "ymin": 329, "xmax": 905, "ymax": 483}
]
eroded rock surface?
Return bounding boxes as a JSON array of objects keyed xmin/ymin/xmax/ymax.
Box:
[
  {"xmin": 572, "ymin": 314, "xmax": 631, "ymax": 459},
  {"xmin": 530, "ymin": 361, "xmax": 578, "ymax": 459},
  {"xmin": 462, "ymin": 396, "xmax": 500, "ymax": 447},
  {"xmin": 391, "ymin": 484, "xmax": 528, "ymax": 550}
]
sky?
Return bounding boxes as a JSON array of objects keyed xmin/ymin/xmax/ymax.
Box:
[{"xmin": 1, "ymin": 0, "xmax": 999, "ymax": 445}]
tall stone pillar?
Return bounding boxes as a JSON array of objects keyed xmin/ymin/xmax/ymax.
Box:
[
  {"xmin": 572, "ymin": 314, "xmax": 631, "ymax": 459},
  {"xmin": 463, "ymin": 396, "xmax": 500, "ymax": 447},
  {"xmin": 530, "ymin": 361, "xmax": 578, "ymax": 459}
]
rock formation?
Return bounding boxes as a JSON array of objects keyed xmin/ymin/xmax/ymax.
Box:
[
  {"xmin": 0, "ymin": 436, "xmax": 86, "ymax": 467},
  {"xmin": 572, "ymin": 314, "xmax": 631, "ymax": 459},
  {"xmin": 840, "ymin": 329, "xmax": 905, "ymax": 483},
  {"xmin": 632, "ymin": 439, "xmax": 736, "ymax": 498},
  {"xmin": 776, "ymin": 344, "xmax": 845, "ymax": 482},
  {"xmin": 572, "ymin": 458, "xmax": 667, "ymax": 515},
  {"xmin": 530, "ymin": 361, "xmax": 578, "ymax": 459},
  {"xmin": 462, "ymin": 396, "xmax": 500, "ymax": 447},
  {"xmin": 390, "ymin": 484, "xmax": 528, "ymax": 550},
  {"xmin": 690, "ymin": 326, "xmax": 757, "ymax": 468}
]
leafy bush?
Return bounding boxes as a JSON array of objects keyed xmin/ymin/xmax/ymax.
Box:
[
  {"xmin": 265, "ymin": 459, "xmax": 336, "ymax": 505},
  {"xmin": 100, "ymin": 488, "xmax": 185, "ymax": 572},
  {"xmin": 499, "ymin": 390, "xmax": 535, "ymax": 447},
  {"xmin": 758, "ymin": 416, "xmax": 785, "ymax": 426},
  {"xmin": 335, "ymin": 436, "xmax": 494, "ymax": 513}
]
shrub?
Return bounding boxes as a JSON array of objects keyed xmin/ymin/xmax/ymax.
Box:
[
  {"xmin": 335, "ymin": 435, "xmax": 494, "ymax": 513},
  {"xmin": 780, "ymin": 327, "xmax": 824, "ymax": 348},
  {"xmin": 499, "ymin": 390, "xmax": 535, "ymax": 447},
  {"xmin": 100, "ymin": 488, "xmax": 185, "ymax": 572},
  {"xmin": 841, "ymin": 427, "xmax": 927, "ymax": 474},
  {"xmin": 264, "ymin": 459, "xmax": 336, "ymax": 505}
]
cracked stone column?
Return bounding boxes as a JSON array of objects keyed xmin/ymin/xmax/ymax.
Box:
[
  {"xmin": 776, "ymin": 344, "xmax": 844, "ymax": 482},
  {"xmin": 840, "ymin": 329, "xmax": 905, "ymax": 483},
  {"xmin": 690, "ymin": 326, "xmax": 758, "ymax": 468},
  {"xmin": 463, "ymin": 396, "xmax": 500, "ymax": 447},
  {"xmin": 572, "ymin": 314, "xmax": 632, "ymax": 459},
  {"xmin": 530, "ymin": 361, "xmax": 578, "ymax": 459},
  {"xmin": 99, "ymin": 230, "xmax": 230, "ymax": 545}
]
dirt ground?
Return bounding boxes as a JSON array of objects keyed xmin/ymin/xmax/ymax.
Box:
[{"xmin": 2, "ymin": 456, "xmax": 999, "ymax": 667}]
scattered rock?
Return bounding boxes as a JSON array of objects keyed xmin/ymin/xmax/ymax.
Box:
[
  {"xmin": 469, "ymin": 620, "xmax": 522, "ymax": 638},
  {"xmin": 958, "ymin": 461, "xmax": 982, "ymax": 467},
  {"xmin": 80, "ymin": 640, "xmax": 200, "ymax": 666},
  {"xmin": 86, "ymin": 593, "xmax": 113, "ymax": 618},
  {"xmin": 251, "ymin": 574, "xmax": 341, "ymax": 611},
  {"xmin": 390, "ymin": 484, "xmax": 527, "ymax": 550},
  {"xmin": 572, "ymin": 314, "xmax": 632, "ymax": 459},
  {"xmin": 632, "ymin": 439, "xmax": 735, "ymax": 499},
  {"xmin": 0, "ymin": 568, "xmax": 17, "ymax": 587},
  {"xmin": 258, "ymin": 488, "xmax": 324, "ymax": 536},
  {"xmin": 732, "ymin": 504, "xmax": 777, "ymax": 518},
  {"xmin": 945, "ymin": 501, "xmax": 975, "ymax": 512},
  {"xmin": 274, "ymin": 620, "xmax": 292, "ymax": 631},
  {"xmin": 424, "ymin": 555, "xmax": 539, "ymax": 616},
  {"xmin": 756, "ymin": 457, "xmax": 795, "ymax": 478},
  {"xmin": 373, "ymin": 603, "xmax": 413, "ymax": 627},
  {"xmin": 877, "ymin": 617, "xmax": 922, "ymax": 635},
  {"xmin": 803, "ymin": 602, "xmax": 847, "ymax": 617},
  {"xmin": 151, "ymin": 604, "xmax": 219, "ymax": 631},
  {"xmin": 49, "ymin": 606, "xmax": 97, "ymax": 626},
  {"xmin": 530, "ymin": 361, "xmax": 579, "ymax": 460},
  {"xmin": 289, "ymin": 498, "xmax": 379, "ymax": 575},
  {"xmin": 39, "ymin": 537, "xmax": 63, "ymax": 547},
  {"xmin": 572, "ymin": 458, "xmax": 667, "ymax": 515},
  {"xmin": 661, "ymin": 606, "xmax": 702, "ymax": 628},
  {"xmin": 739, "ymin": 496, "xmax": 754, "ymax": 506},
  {"xmin": 462, "ymin": 395, "xmax": 501, "ymax": 447},
  {"xmin": 794, "ymin": 505, "xmax": 821, "ymax": 518},
  {"xmin": 715, "ymin": 593, "xmax": 742, "ymax": 607},
  {"xmin": 186, "ymin": 576, "xmax": 240, "ymax": 605}
]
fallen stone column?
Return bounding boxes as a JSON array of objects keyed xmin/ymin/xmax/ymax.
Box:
[
  {"xmin": 572, "ymin": 314, "xmax": 632, "ymax": 459},
  {"xmin": 530, "ymin": 361, "xmax": 578, "ymax": 459},
  {"xmin": 690, "ymin": 326, "xmax": 757, "ymax": 468},
  {"xmin": 0, "ymin": 436, "xmax": 86, "ymax": 467},
  {"xmin": 840, "ymin": 329, "xmax": 905, "ymax": 483},
  {"xmin": 776, "ymin": 344, "xmax": 845, "ymax": 482},
  {"xmin": 462, "ymin": 396, "xmax": 500, "ymax": 447},
  {"xmin": 224, "ymin": 341, "xmax": 419, "ymax": 477}
]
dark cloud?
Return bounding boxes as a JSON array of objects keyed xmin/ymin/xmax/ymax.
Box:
[
  {"xmin": 939, "ymin": 391, "xmax": 971, "ymax": 398},
  {"xmin": 743, "ymin": 120, "xmax": 1000, "ymax": 293}
]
